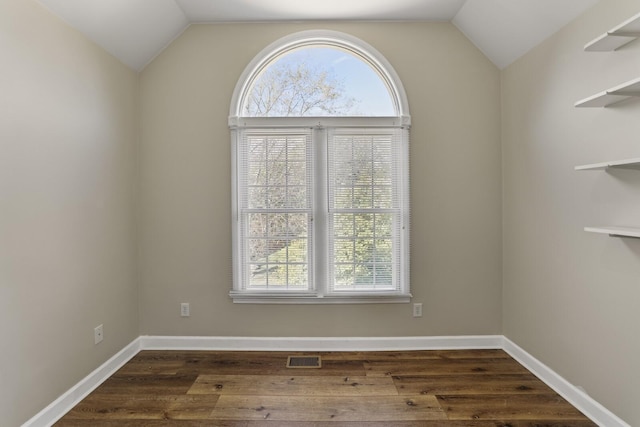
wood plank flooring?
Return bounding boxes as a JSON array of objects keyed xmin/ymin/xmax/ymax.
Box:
[{"xmin": 55, "ymin": 349, "xmax": 597, "ymax": 426}]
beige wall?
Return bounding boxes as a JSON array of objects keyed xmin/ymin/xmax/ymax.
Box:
[
  {"xmin": 502, "ymin": 0, "xmax": 640, "ymax": 425},
  {"xmin": 8, "ymin": 2, "xmax": 640, "ymax": 423},
  {"xmin": 8, "ymin": 0, "xmax": 640, "ymax": 423},
  {"xmin": 138, "ymin": 22, "xmax": 502, "ymax": 337},
  {"xmin": 0, "ymin": 1, "xmax": 139, "ymax": 425}
]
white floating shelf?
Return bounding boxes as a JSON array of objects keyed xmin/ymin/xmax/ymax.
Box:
[
  {"xmin": 585, "ymin": 226, "xmax": 640, "ymax": 239},
  {"xmin": 575, "ymin": 157, "xmax": 640, "ymax": 170},
  {"xmin": 575, "ymin": 76, "xmax": 640, "ymax": 107},
  {"xmin": 585, "ymin": 11, "xmax": 640, "ymax": 51}
]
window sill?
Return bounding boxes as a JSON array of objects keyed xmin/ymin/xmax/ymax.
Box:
[{"xmin": 229, "ymin": 292, "xmax": 412, "ymax": 304}]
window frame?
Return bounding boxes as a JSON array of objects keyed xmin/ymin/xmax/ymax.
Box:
[
  {"xmin": 228, "ymin": 30, "xmax": 411, "ymax": 127},
  {"xmin": 229, "ymin": 31, "xmax": 411, "ymax": 304}
]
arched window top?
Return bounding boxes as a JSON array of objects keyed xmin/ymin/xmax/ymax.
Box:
[{"xmin": 229, "ymin": 30, "xmax": 410, "ymax": 125}]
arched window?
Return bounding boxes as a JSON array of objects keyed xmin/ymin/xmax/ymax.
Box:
[
  {"xmin": 229, "ymin": 31, "xmax": 411, "ymax": 303},
  {"xmin": 242, "ymin": 47, "xmax": 394, "ymax": 117}
]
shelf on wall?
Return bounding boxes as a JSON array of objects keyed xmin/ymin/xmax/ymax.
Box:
[
  {"xmin": 575, "ymin": 76, "xmax": 640, "ymax": 107},
  {"xmin": 585, "ymin": 11, "xmax": 640, "ymax": 51},
  {"xmin": 575, "ymin": 157, "xmax": 640, "ymax": 170},
  {"xmin": 585, "ymin": 226, "xmax": 640, "ymax": 239}
]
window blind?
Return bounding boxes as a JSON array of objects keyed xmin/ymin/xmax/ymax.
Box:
[
  {"xmin": 238, "ymin": 128, "xmax": 314, "ymax": 291},
  {"xmin": 327, "ymin": 128, "xmax": 405, "ymax": 294}
]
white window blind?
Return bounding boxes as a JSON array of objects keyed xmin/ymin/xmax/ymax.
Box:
[
  {"xmin": 237, "ymin": 129, "xmax": 314, "ymax": 292},
  {"xmin": 327, "ymin": 128, "xmax": 404, "ymax": 294},
  {"xmin": 233, "ymin": 124, "xmax": 410, "ymax": 302}
]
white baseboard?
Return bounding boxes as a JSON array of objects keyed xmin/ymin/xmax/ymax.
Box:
[
  {"xmin": 23, "ymin": 335, "xmax": 629, "ymax": 427},
  {"xmin": 503, "ymin": 337, "xmax": 630, "ymax": 427},
  {"xmin": 22, "ymin": 337, "xmax": 141, "ymax": 427},
  {"xmin": 139, "ymin": 334, "xmax": 504, "ymax": 351}
]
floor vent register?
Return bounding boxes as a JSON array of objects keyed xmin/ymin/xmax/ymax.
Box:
[{"xmin": 286, "ymin": 355, "xmax": 322, "ymax": 368}]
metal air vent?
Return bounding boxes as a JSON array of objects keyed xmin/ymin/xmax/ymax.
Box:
[{"xmin": 286, "ymin": 355, "xmax": 322, "ymax": 368}]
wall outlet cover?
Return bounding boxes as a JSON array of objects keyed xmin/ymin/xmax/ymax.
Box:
[
  {"xmin": 412, "ymin": 303, "xmax": 423, "ymax": 318},
  {"xmin": 94, "ymin": 324, "xmax": 104, "ymax": 344},
  {"xmin": 180, "ymin": 303, "xmax": 190, "ymax": 317}
]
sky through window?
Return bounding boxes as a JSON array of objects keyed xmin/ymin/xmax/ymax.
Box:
[{"xmin": 243, "ymin": 47, "xmax": 395, "ymax": 117}]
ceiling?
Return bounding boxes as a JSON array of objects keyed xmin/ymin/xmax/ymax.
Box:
[{"xmin": 36, "ymin": 0, "xmax": 599, "ymax": 71}]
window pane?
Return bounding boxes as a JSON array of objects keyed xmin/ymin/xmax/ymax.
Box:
[
  {"xmin": 333, "ymin": 187, "xmax": 354, "ymax": 209},
  {"xmin": 334, "ymin": 264, "xmax": 354, "ymax": 286},
  {"xmin": 286, "ymin": 162, "xmax": 307, "ymax": 185},
  {"xmin": 329, "ymin": 134, "xmax": 394, "ymax": 210},
  {"xmin": 375, "ymin": 238, "xmax": 392, "ymax": 260},
  {"xmin": 373, "ymin": 185, "xmax": 393, "ymax": 209},
  {"xmin": 249, "ymin": 263, "xmax": 280, "ymax": 287},
  {"xmin": 243, "ymin": 47, "xmax": 395, "ymax": 117},
  {"xmin": 287, "ymin": 239, "xmax": 307, "ymax": 263},
  {"xmin": 287, "ymin": 265, "xmax": 307, "ymax": 287},
  {"xmin": 248, "ymin": 161, "xmax": 267, "ymax": 186},
  {"xmin": 247, "ymin": 213, "xmax": 267, "ymax": 237},
  {"xmin": 327, "ymin": 131, "xmax": 400, "ymax": 291},
  {"xmin": 334, "ymin": 239, "xmax": 354, "ymax": 263},
  {"xmin": 286, "ymin": 213, "xmax": 308, "ymax": 239},
  {"xmin": 329, "ymin": 209, "xmax": 397, "ymax": 290},
  {"xmin": 286, "ymin": 140, "xmax": 307, "ymax": 160},
  {"xmin": 243, "ymin": 133, "xmax": 311, "ymax": 210},
  {"xmin": 241, "ymin": 131, "xmax": 312, "ymax": 291},
  {"xmin": 267, "ymin": 161, "xmax": 287, "ymax": 185},
  {"xmin": 244, "ymin": 211, "xmax": 310, "ymax": 290},
  {"xmin": 248, "ymin": 138, "xmax": 266, "ymax": 159},
  {"xmin": 333, "ymin": 213, "xmax": 354, "ymax": 238},
  {"xmin": 354, "ymin": 239, "xmax": 375, "ymax": 263},
  {"xmin": 248, "ymin": 239, "xmax": 267, "ymax": 262},
  {"xmin": 354, "ymin": 214, "xmax": 374, "ymax": 237},
  {"xmin": 266, "ymin": 186, "xmax": 287, "ymax": 209},
  {"xmin": 287, "ymin": 186, "xmax": 307, "ymax": 209},
  {"xmin": 247, "ymin": 187, "xmax": 266, "ymax": 209}
]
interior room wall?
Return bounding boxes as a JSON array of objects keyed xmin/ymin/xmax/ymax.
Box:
[
  {"xmin": 501, "ymin": 0, "xmax": 640, "ymax": 424},
  {"xmin": 0, "ymin": 1, "xmax": 139, "ymax": 425},
  {"xmin": 7, "ymin": 0, "xmax": 639, "ymax": 424},
  {"xmin": 138, "ymin": 22, "xmax": 502, "ymax": 337}
]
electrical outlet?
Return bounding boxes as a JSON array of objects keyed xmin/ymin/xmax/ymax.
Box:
[
  {"xmin": 94, "ymin": 324, "xmax": 104, "ymax": 344},
  {"xmin": 412, "ymin": 303, "xmax": 423, "ymax": 318},
  {"xmin": 180, "ymin": 303, "xmax": 190, "ymax": 317}
]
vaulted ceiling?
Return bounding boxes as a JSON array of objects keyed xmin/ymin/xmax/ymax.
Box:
[{"xmin": 37, "ymin": 0, "xmax": 600, "ymax": 71}]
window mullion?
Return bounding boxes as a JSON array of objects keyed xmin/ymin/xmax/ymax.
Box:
[{"xmin": 313, "ymin": 127, "xmax": 328, "ymax": 296}]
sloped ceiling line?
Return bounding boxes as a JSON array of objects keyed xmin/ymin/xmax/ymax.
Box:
[{"xmin": 36, "ymin": 0, "xmax": 599, "ymax": 71}]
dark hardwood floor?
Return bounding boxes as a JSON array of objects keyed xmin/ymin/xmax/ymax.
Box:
[{"xmin": 54, "ymin": 349, "xmax": 597, "ymax": 426}]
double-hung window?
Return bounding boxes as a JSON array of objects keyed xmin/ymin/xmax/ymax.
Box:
[
  {"xmin": 237, "ymin": 128, "xmax": 314, "ymax": 294},
  {"xmin": 229, "ymin": 31, "xmax": 411, "ymax": 303}
]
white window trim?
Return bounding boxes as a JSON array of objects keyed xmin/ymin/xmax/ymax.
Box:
[
  {"xmin": 229, "ymin": 31, "xmax": 411, "ymax": 304},
  {"xmin": 228, "ymin": 30, "xmax": 411, "ymax": 128}
]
